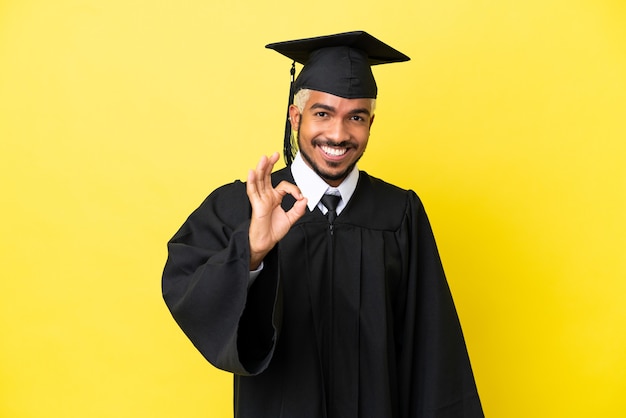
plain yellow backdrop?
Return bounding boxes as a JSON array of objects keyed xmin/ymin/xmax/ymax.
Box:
[{"xmin": 1, "ymin": 0, "xmax": 625, "ymax": 416}]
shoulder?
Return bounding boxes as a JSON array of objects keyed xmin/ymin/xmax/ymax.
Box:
[
  {"xmin": 187, "ymin": 179, "xmax": 250, "ymax": 227},
  {"xmin": 346, "ymin": 171, "xmax": 425, "ymax": 230},
  {"xmin": 206, "ymin": 179, "xmax": 248, "ymax": 207},
  {"xmin": 362, "ymin": 171, "xmax": 410, "ymax": 196},
  {"xmin": 359, "ymin": 171, "xmax": 423, "ymax": 207}
]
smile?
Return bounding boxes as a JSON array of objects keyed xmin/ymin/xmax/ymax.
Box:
[{"xmin": 320, "ymin": 145, "xmax": 347, "ymax": 157}]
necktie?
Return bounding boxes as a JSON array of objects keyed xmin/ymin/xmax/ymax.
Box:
[{"xmin": 321, "ymin": 194, "xmax": 341, "ymax": 224}]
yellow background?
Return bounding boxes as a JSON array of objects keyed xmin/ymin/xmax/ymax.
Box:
[{"xmin": 1, "ymin": 0, "xmax": 625, "ymax": 416}]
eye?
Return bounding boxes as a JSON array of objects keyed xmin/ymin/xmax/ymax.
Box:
[
  {"xmin": 350, "ymin": 115, "xmax": 366, "ymax": 122},
  {"xmin": 315, "ymin": 111, "xmax": 328, "ymax": 117}
]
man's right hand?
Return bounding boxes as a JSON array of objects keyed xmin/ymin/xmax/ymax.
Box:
[{"xmin": 246, "ymin": 152, "xmax": 308, "ymax": 270}]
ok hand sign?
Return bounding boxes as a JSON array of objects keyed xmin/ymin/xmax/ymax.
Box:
[{"xmin": 246, "ymin": 152, "xmax": 308, "ymax": 270}]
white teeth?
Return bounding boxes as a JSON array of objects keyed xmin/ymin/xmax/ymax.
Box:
[{"xmin": 321, "ymin": 145, "xmax": 347, "ymax": 156}]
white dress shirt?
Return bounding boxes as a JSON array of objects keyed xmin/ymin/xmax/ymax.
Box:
[{"xmin": 290, "ymin": 152, "xmax": 359, "ymax": 216}]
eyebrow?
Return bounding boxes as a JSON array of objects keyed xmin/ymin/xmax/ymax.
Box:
[{"xmin": 309, "ymin": 103, "xmax": 371, "ymax": 116}]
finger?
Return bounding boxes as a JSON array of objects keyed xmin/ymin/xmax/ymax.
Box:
[
  {"xmin": 260, "ymin": 152, "xmax": 280, "ymax": 190},
  {"xmin": 268, "ymin": 152, "xmax": 280, "ymax": 166},
  {"xmin": 249, "ymin": 154, "xmax": 270, "ymax": 197},
  {"xmin": 254, "ymin": 155, "xmax": 269, "ymax": 194},
  {"xmin": 285, "ymin": 197, "xmax": 308, "ymax": 224},
  {"xmin": 275, "ymin": 180, "xmax": 304, "ymax": 200},
  {"xmin": 246, "ymin": 168, "xmax": 260, "ymax": 201}
]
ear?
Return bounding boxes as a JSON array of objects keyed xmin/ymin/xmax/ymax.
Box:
[
  {"xmin": 288, "ymin": 104, "xmax": 301, "ymax": 131},
  {"xmin": 369, "ymin": 114, "xmax": 375, "ymax": 129}
]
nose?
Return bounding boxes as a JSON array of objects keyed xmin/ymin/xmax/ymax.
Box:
[{"xmin": 326, "ymin": 118, "xmax": 350, "ymax": 143}]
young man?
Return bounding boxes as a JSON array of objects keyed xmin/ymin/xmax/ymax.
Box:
[{"xmin": 163, "ymin": 31, "xmax": 483, "ymax": 418}]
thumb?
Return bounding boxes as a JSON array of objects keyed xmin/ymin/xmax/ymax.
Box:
[{"xmin": 285, "ymin": 197, "xmax": 308, "ymax": 223}]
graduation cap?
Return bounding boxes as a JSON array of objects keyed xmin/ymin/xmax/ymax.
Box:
[{"xmin": 265, "ymin": 31, "xmax": 410, "ymax": 165}]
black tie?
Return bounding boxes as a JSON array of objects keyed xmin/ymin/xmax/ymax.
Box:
[{"xmin": 321, "ymin": 194, "xmax": 341, "ymax": 224}]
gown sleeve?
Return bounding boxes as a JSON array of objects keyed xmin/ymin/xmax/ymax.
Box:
[
  {"xmin": 401, "ymin": 191, "xmax": 483, "ymax": 417},
  {"xmin": 161, "ymin": 181, "xmax": 281, "ymax": 376}
]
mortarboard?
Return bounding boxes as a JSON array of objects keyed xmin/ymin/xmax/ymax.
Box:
[{"xmin": 265, "ymin": 31, "xmax": 410, "ymax": 165}]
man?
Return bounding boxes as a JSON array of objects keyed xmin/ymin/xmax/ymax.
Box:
[{"xmin": 162, "ymin": 31, "xmax": 483, "ymax": 418}]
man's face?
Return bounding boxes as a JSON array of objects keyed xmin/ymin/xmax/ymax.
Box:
[{"xmin": 289, "ymin": 90, "xmax": 375, "ymax": 187}]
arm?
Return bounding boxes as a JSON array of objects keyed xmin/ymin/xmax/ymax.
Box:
[
  {"xmin": 399, "ymin": 192, "xmax": 483, "ymax": 417},
  {"xmin": 162, "ymin": 153, "xmax": 306, "ymax": 375}
]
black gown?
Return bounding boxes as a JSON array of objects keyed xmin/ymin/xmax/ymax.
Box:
[{"xmin": 162, "ymin": 167, "xmax": 483, "ymax": 418}]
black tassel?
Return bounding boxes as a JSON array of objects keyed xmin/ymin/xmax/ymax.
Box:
[{"xmin": 283, "ymin": 61, "xmax": 296, "ymax": 166}]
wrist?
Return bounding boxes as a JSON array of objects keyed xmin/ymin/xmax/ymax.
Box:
[{"xmin": 250, "ymin": 252, "xmax": 265, "ymax": 270}]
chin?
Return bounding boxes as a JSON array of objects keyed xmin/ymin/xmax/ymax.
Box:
[{"xmin": 318, "ymin": 164, "xmax": 354, "ymax": 183}]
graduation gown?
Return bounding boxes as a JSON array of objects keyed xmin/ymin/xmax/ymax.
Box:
[{"xmin": 162, "ymin": 167, "xmax": 483, "ymax": 418}]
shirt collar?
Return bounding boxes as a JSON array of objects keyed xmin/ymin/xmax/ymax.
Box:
[{"xmin": 290, "ymin": 152, "xmax": 359, "ymax": 214}]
